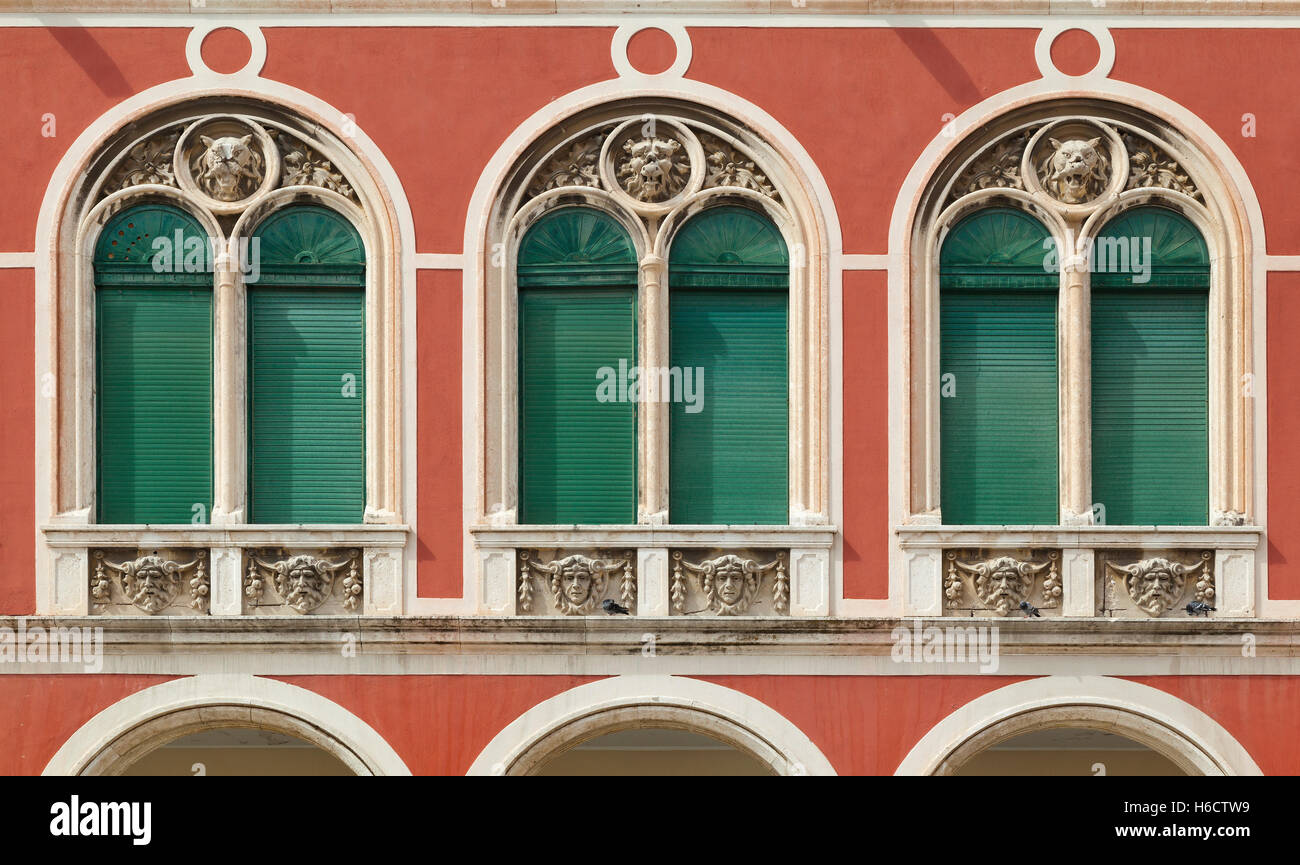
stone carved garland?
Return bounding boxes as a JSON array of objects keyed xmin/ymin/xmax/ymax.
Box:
[
  {"xmin": 945, "ymin": 552, "xmax": 1059, "ymax": 616},
  {"xmin": 671, "ymin": 551, "xmax": 788, "ymax": 616},
  {"xmin": 244, "ymin": 550, "xmax": 362, "ymax": 615},
  {"xmin": 98, "ymin": 115, "xmax": 361, "ymax": 206},
  {"xmin": 518, "ymin": 551, "xmax": 634, "ymax": 616},
  {"xmin": 92, "ymin": 550, "xmax": 207, "ymax": 614},
  {"xmin": 951, "ymin": 121, "xmax": 1202, "ymax": 205},
  {"xmin": 1106, "ymin": 551, "xmax": 1213, "ymax": 617}
]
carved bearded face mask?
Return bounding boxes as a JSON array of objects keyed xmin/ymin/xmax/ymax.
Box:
[
  {"xmin": 1129, "ymin": 564, "xmax": 1185, "ymax": 616},
  {"xmin": 129, "ymin": 558, "xmax": 177, "ymax": 613},
  {"xmin": 280, "ymin": 558, "xmax": 331, "ymax": 614},
  {"xmin": 974, "ymin": 560, "xmax": 1033, "ymax": 616}
]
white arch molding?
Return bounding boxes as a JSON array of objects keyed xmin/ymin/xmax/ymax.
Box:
[
  {"xmin": 34, "ymin": 36, "xmax": 419, "ymax": 617},
  {"xmin": 882, "ymin": 63, "xmax": 1271, "ymax": 618},
  {"xmin": 467, "ymin": 675, "xmax": 837, "ymax": 776},
  {"xmin": 43, "ymin": 674, "xmax": 412, "ymax": 776},
  {"xmin": 895, "ymin": 676, "xmax": 1262, "ymax": 776},
  {"xmin": 458, "ymin": 51, "xmax": 847, "ymax": 616}
]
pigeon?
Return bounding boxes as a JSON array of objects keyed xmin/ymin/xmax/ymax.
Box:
[
  {"xmin": 601, "ymin": 599, "xmax": 630, "ymax": 615},
  {"xmin": 1185, "ymin": 601, "xmax": 1216, "ymax": 617},
  {"xmin": 1019, "ymin": 601, "xmax": 1041, "ymax": 618}
]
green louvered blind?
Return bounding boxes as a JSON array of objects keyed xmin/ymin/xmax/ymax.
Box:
[
  {"xmin": 1091, "ymin": 206, "xmax": 1209, "ymax": 525},
  {"xmin": 95, "ymin": 204, "xmax": 213, "ymax": 524},
  {"xmin": 669, "ymin": 205, "xmax": 788, "ymax": 524},
  {"xmin": 940, "ymin": 207, "xmax": 1059, "ymax": 524},
  {"xmin": 518, "ymin": 207, "xmax": 638, "ymax": 523},
  {"xmin": 248, "ymin": 206, "xmax": 365, "ymax": 523}
]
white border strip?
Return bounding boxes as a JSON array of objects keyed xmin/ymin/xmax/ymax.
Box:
[{"xmin": 0, "ymin": 253, "xmax": 34, "ymax": 268}]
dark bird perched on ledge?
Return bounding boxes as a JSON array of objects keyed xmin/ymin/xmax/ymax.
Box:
[
  {"xmin": 602, "ymin": 599, "xmax": 630, "ymax": 615},
  {"xmin": 1186, "ymin": 601, "xmax": 1216, "ymax": 617},
  {"xmin": 1019, "ymin": 601, "xmax": 1041, "ymax": 618}
]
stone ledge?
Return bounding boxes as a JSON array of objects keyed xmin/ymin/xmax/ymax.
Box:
[
  {"xmin": 3, "ymin": 0, "xmax": 1295, "ymax": 15},
  {"xmin": 4, "ymin": 614, "xmax": 1297, "ymax": 657}
]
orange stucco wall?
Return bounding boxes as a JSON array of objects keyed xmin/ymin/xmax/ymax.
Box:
[{"xmin": 1, "ymin": 24, "xmax": 1293, "ymax": 607}]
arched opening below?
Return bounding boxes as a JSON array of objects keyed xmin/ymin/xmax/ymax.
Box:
[
  {"xmin": 952, "ymin": 727, "xmax": 1187, "ymax": 777},
  {"xmin": 533, "ymin": 728, "xmax": 774, "ymax": 777},
  {"xmin": 121, "ymin": 727, "xmax": 356, "ymax": 777}
]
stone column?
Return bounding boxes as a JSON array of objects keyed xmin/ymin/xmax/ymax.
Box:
[
  {"xmin": 639, "ymin": 254, "xmax": 669, "ymax": 524},
  {"xmin": 1060, "ymin": 243, "xmax": 1093, "ymax": 525}
]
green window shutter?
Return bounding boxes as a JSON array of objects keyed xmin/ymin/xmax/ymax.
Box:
[
  {"xmin": 940, "ymin": 208, "xmax": 1059, "ymax": 524},
  {"xmin": 248, "ymin": 207, "xmax": 365, "ymax": 523},
  {"xmin": 94, "ymin": 204, "xmax": 213, "ymax": 524},
  {"xmin": 1091, "ymin": 206, "xmax": 1209, "ymax": 525},
  {"xmin": 669, "ymin": 206, "xmax": 788, "ymax": 525},
  {"xmin": 518, "ymin": 207, "xmax": 637, "ymax": 524}
]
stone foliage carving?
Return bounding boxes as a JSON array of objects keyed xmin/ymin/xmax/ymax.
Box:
[
  {"xmin": 671, "ymin": 551, "xmax": 787, "ymax": 616},
  {"xmin": 244, "ymin": 550, "xmax": 362, "ymax": 615},
  {"xmin": 1123, "ymin": 133, "xmax": 1200, "ymax": 199},
  {"xmin": 98, "ymin": 114, "xmax": 361, "ymax": 206},
  {"xmin": 951, "ymin": 132, "xmax": 1028, "ymax": 200},
  {"xmin": 102, "ymin": 131, "xmax": 180, "ymax": 194},
  {"xmin": 945, "ymin": 552, "xmax": 1059, "ymax": 616},
  {"xmin": 92, "ymin": 550, "xmax": 207, "ymax": 614},
  {"xmin": 518, "ymin": 551, "xmax": 633, "ymax": 616},
  {"xmin": 526, "ymin": 131, "xmax": 607, "ymax": 198},
  {"xmin": 1106, "ymin": 551, "xmax": 1212, "ymax": 617},
  {"xmin": 699, "ymin": 133, "xmax": 779, "ymax": 199},
  {"xmin": 272, "ymin": 131, "xmax": 358, "ymax": 200}
]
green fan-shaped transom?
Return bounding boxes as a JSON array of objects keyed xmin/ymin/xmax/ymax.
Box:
[
  {"xmin": 252, "ymin": 205, "xmax": 365, "ymax": 286},
  {"xmin": 669, "ymin": 205, "xmax": 788, "ymax": 288},
  {"xmin": 940, "ymin": 207, "xmax": 1056, "ymax": 290},
  {"xmin": 1093, "ymin": 206, "xmax": 1209, "ymax": 288},
  {"xmin": 517, "ymin": 207, "xmax": 637, "ymax": 287},
  {"xmin": 94, "ymin": 203, "xmax": 212, "ymax": 286}
]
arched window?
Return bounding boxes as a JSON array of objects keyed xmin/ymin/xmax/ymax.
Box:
[
  {"xmin": 247, "ymin": 205, "xmax": 366, "ymax": 523},
  {"xmin": 516, "ymin": 206, "xmax": 638, "ymax": 524},
  {"xmin": 1091, "ymin": 206, "xmax": 1209, "ymax": 526},
  {"xmin": 94, "ymin": 203, "xmax": 213, "ymax": 524},
  {"xmin": 939, "ymin": 207, "xmax": 1058, "ymax": 525},
  {"xmin": 668, "ymin": 205, "xmax": 789, "ymax": 524}
]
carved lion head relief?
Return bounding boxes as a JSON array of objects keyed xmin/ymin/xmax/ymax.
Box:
[{"xmin": 194, "ymin": 134, "xmax": 263, "ymax": 202}]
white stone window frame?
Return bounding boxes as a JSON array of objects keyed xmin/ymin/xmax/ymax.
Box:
[
  {"xmin": 38, "ymin": 99, "xmax": 409, "ymax": 616},
  {"xmin": 472, "ymin": 101, "xmax": 836, "ymax": 615},
  {"xmin": 900, "ymin": 100, "xmax": 1260, "ymax": 616}
]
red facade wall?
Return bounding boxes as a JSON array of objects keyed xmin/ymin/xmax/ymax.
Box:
[
  {"xmin": 1, "ymin": 672, "xmax": 1294, "ymax": 775},
  {"xmin": 3, "ymin": 24, "xmax": 1292, "ymax": 607}
]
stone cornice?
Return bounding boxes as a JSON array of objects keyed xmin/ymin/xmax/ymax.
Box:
[
  {"xmin": 3, "ymin": 1, "xmax": 1297, "ymax": 18},
  {"xmin": 5, "ymin": 614, "xmax": 1299, "ymax": 658}
]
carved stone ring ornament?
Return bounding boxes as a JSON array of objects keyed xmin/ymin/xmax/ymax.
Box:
[
  {"xmin": 519, "ymin": 552, "xmax": 632, "ymax": 616},
  {"xmin": 93, "ymin": 550, "xmax": 207, "ymax": 614},
  {"xmin": 245, "ymin": 550, "xmax": 362, "ymax": 615},
  {"xmin": 950, "ymin": 118, "xmax": 1201, "ymax": 210},
  {"xmin": 1106, "ymin": 552, "xmax": 1212, "ymax": 617},
  {"xmin": 1024, "ymin": 120, "xmax": 1125, "ymax": 212},
  {"xmin": 671, "ymin": 551, "xmax": 787, "ymax": 616},
  {"xmin": 99, "ymin": 112, "xmax": 362, "ymax": 212},
  {"xmin": 175, "ymin": 116, "xmax": 280, "ymax": 214},
  {"xmin": 598, "ymin": 117, "xmax": 704, "ymax": 216},
  {"xmin": 946, "ymin": 552, "xmax": 1058, "ymax": 616}
]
